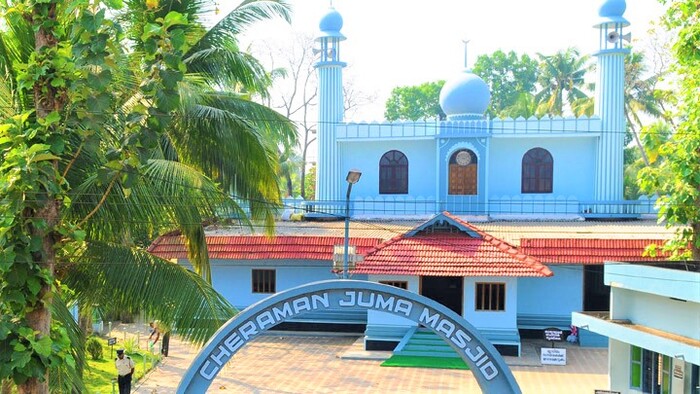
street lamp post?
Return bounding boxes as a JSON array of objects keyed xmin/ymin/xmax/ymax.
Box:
[{"xmin": 343, "ymin": 169, "xmax": 362, "ymax": 279}]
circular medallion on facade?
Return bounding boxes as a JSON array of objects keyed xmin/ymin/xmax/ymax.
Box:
[{"xmin": 456, "ymin": 150, "xmax": 472, "ymax": 166}]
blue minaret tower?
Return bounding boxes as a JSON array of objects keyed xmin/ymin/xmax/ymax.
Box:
[
  {"xmin": 315, "ymin": 7, "xmax": 346, "ymax": 202},
  {"xmin": 593, "ymin": 0, "xmax": 629, "ymax": 209}
]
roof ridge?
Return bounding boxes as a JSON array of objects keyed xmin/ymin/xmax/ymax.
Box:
[{"xmin": 442, "ymin": 212, "xmax": 552, "ymax": 277}]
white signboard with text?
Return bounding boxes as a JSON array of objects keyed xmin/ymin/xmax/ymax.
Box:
[{"xmin": 540, "ymin": 348, "xmax": 567, "ymax": 365}]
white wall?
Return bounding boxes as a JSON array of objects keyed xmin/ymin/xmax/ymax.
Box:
[
  {"xmin": 208, "ymin": 260, "xmax": 341, "ymax": 309},
  {"xmin": 366, "ymin": 274, "xmax": 419, "ymax": 327},
  {"xmin": 609, "ymin": 339, "xmax": 635, "ymax": 393},
  {"xmin": 611, "ymin": 287, "xmax": 700, "ymax": 340},
  {"xmin": 463, "ymin": 276, "xmax": 518, "ymax": 331},
  {"xmin": 488, "ymin": 137, "xmax": 596, "ymax": 199}
]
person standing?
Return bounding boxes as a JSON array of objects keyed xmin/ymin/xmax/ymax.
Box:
[
  {"xmin": 161, "ymin": 329, "xmax": 170, "ymax": 357},
  {"xmin": 115, "ymin": 349, "xmax": 135, "ymax": 394},
  {"xmin": 147, "ymin": 321, "xmax": 160, "ymax": 353}
]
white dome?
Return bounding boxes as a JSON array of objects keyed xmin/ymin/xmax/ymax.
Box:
[{"xmin": 439, "ymin": 70, "xmax": 491, "ymax": 118}]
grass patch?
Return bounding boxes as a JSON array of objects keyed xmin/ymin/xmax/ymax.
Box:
[
  {"xmin": 380, "ymin": 355, "xmax": 470, "ymax": 370},
  {"xmin": 84, "ymin": 338, "xmax": 160, "ymax": 394}
]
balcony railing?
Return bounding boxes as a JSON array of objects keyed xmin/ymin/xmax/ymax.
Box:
[{"xmin": 279, "ymin": 196, "xmax": 658, "ymax": 220}]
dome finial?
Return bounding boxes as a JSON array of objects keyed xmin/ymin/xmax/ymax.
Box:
[{"xmin": 462, "ymin": 39, "xmax": 470, "ymax": 69}]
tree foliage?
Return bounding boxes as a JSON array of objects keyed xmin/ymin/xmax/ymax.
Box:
[
  {"xmin": 384, "ymin": 80, "xmax": 445, "ymax": 121},
  {"xmin": 535, "ymin": 48, "xmax": 591, "ymax": 116},
  {"xmin": 638, "ymin": 0, "xmax": 700, "ymax": 260},
  {"xmin": 0, "ymin": 0, "xmax": 294, "ymax": 391},
  {"xmin": 472, "ymin": 50, "xmax": 539, "ymax": 118}
]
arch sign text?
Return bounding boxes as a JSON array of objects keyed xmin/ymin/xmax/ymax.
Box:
[{"xmin": 177, "ymin": 280, "xmax": 521, "ymax": 393}]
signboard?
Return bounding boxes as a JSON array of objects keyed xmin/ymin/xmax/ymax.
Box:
[
  {"xmin": 107, "ymin": 337, "xmax": 117, "ymax": 346},
  {"xmin": 594, "ymin": 390, "xmax": 621, "ymax": 394},
  {"xmin": 540, "ymin": 348, "xmax": 567, "ymax": 365},
  {"xmin": 177, "ymin": 280, "xmax": 522, "ymax": 394},
  {"xmin": 543, "ymin": 327, "xmax": 564, "ymax": 342},
  {"xmin": 673, "ymin": 364, "xmax": 684, "ymax": 379}
]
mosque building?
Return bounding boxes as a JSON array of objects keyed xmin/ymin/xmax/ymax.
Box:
[
  {"xmin": 309, "ymin": 0, "xmax": 652, "ymax": 220},
  {"xmin": 150, "ymin": 0, "xmax": 683, "ymax": 369}
]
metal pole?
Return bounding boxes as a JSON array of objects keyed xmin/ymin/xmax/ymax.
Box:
[{"xmin": 343, "ymin": 182, "xmax": 353, "ymax": 279}]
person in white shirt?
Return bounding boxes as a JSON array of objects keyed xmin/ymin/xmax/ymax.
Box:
[{"xmin": 115, "ymin": 349, "xmax": 135, "ymax": 393}]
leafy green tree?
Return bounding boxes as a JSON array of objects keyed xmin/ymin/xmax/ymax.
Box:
[
  {"xmin": 638, "ymin": 0, "xmax": 700, "ymax": 260},
  {"xmin": 624, "ymin": 147, "xmax": 643, "ymax": 199},
  {"xmin": 0, "ymin": 0, "xmax": 294, "ymax": 392},
  {"xmin": 535, "ymin": 48, "xmax": 591, "ymax": 116},
  {"xmin": 304, "ymin": 163, "xmax": 317, "ymax": 201},
  {"xmin": 279, "ymin": 147, "xmax": 302, "ymax": 197},
  {"xmin": 384, "ymin": 81, "xmax": 445, "ymax": 121},
  {"xmin": 472, "ymin": 50, "xmax": 539, "ymax": 118},
  {"xmin": 500, "ymin": 92, "xmax": 539, "ymax": 119},
  {"xmin": 624, "ymin": 51, "xmax": 666, "ymax": 165}
]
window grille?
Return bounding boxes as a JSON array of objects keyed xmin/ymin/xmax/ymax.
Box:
[
  {"xmin": 475, "ymin": 282, "xmax": 505, "ymax": 311},
  {"xmin": 252, "ymin": 269, "xmax": 276, "ymax": 293}
]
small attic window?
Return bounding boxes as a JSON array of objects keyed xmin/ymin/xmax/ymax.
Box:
[{"xmin": 415, "ymin": 221, "xmax": 466, "ymax": 236}]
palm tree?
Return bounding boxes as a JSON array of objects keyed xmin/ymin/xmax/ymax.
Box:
[
  {"xmin": 535, "ymin": 48, "xmax": 591, "ymax": 116},
  {"xmin": 624, "ymin": 51, "xmax": 664, "ymax": 166},
  {"xmin": 0, "ymin": 0, "xmax": 295, "ymax": 392},
  {"xmin": 498, "ymin": 92, "xmax": 539, "ymax": 118}
]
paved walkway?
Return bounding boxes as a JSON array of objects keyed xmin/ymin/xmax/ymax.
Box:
[{"xmin": 128, "ymin": 327, "xmax": 608, "ymax": 394}]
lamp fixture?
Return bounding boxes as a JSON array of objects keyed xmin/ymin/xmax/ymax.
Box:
[{"xmin": 346, "ymin": 169, "xmax": 362, "ymax": 184}]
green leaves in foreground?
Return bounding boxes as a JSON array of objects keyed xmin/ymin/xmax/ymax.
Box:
[{"xmin": 64, "ymin": 242, "xmax": 237, "ymax": 345}]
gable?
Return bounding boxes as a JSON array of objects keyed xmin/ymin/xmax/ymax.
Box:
[{"xmin": 354, "ymin": 212, "xmax": 552, "ymax": 277}]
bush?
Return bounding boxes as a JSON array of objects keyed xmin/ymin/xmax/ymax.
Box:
[
  {"xmin": 122, "ymin": 338, "xmax": 139, "ymax": 354},
  {"xmin": 86, "ymin": 337, "xmax": 103, "ymax": 360}
]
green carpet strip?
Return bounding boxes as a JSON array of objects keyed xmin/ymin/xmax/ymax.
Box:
[{"xmin": 380, "ymin": 355, "xmax": 470, "ymax": 370}]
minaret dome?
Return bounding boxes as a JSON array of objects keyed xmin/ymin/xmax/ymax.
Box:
[
  {"xmin": 596, "ymin": 0, "xmax": 629, "ymax": 26},
  {"xmin": 319, "ymin": 7, "xmax": 345, "ymax": 39}
]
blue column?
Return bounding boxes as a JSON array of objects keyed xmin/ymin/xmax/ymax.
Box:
[
  {"xmin": 316, "ymin": 62, "xmax": 345, "ymax": 202},
  {"xmin": 594, "ymin": 51, "xmax": 626, "ymax": 205},
  {"xmin": 314, "ymin": 8, "xmax": 346, "ymax": 203},
  {"xmin": 593, "ymin": 0, "xmax": 630, "ymax": 212}
]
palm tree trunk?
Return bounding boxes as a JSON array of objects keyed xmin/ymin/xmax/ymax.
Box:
[
  {"xmin": 300, "ymin": 143, "xmax": 309, "ymax": 200},
  {"xmin": 2, "ymin": 380, "xmax": 13, "ymax": 394},
  {"xmin": 626, "ymin": 114, "xmax": 650, "ymax": 167},
  {"xmin": 21, "ymin": 202, "xmax": 59, "ymax": 394},
  {"xmin": 692, "ymin": 222, "xmax": 700, "ymax": 261},
  {"xmin": 79, "ymin": 306, "xmax": 93, "ymax": 335},
  {"xmin": 19, "ymin": 3, "xmax": 63, "ymax": 393}
]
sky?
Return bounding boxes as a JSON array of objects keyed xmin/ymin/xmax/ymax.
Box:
[{"xmin": 218, "ymin": 0, "xmax": 669, "ymax": 157}]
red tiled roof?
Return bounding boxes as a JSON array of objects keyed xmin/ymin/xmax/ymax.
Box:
[
  {"xmin": 519, "ymin": 238, "xmax": 669, "ymax": 264},
  {"xmin": 353, "ymin": 212, "xmax": 552, "ymax": 277},
  {"xmin": 148, "ymin": 235, "xmax": 383, "ymax": 261}
]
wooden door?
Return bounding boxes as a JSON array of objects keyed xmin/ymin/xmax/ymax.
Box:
[{"xmin": 449, "ymin": 164, "xmax": 477, "ymax": 195}]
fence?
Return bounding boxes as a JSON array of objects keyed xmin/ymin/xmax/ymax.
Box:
[{"xmin": 281, "ymin": 196, "xmax": 658, "ymax": 219}]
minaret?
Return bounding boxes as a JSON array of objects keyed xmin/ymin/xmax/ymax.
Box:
[
  {"xmin": 315, "ymin": 7, "xmax": 346, "ymax": 202},
  {"xmin": 593, "ymin": 0, "xmax": 629, "ymax": 208}
]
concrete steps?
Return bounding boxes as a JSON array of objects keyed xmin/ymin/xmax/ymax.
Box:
[{"xmin": 393, "ymin": 329, "xmax": 460, "ymax": 358}]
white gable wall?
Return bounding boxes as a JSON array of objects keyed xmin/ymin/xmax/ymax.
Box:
[{"xmin": 463, "ymin": 276, "xmax": 518, "ymax": 331}]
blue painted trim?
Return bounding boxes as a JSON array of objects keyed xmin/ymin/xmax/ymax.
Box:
[
  {"xmin": 314, "ymin": 61, "xmax": 347, "ymax": 67},
  {"xmin": 177, "ymin": 280, "xmax": 521, "ymax": 394},
  {"xmin": 593, "ymin": 48, "xmax": 631, "ymax": 56}
]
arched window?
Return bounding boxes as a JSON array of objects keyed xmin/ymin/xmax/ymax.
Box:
[
  {"xmin": 379, "ymin": 150, "xmax": 408, "ymax": 194},
  {"xmin": 448, "ymin": 149, "xmax": 478, "ymax": 195},
  {"xmin": 522, "ymin": 148, "xmax": 553, "ymax": 193}
]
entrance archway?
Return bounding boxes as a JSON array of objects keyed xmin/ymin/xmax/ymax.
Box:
[{"xmin": 177, "ymin": 280, "xmax": 521, "ymax": 393}]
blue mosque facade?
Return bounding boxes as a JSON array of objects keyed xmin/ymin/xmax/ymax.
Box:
[{"xmin": 310, "ymin": 0, "xmax": 652, "ymax": 220}]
